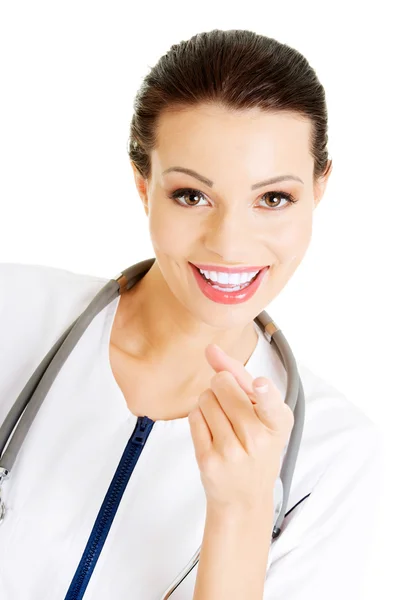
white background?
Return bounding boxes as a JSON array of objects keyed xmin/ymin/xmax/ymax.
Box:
[{"xmin": 0, "ymin": 1, "xmax": 399, "ymax": 597}]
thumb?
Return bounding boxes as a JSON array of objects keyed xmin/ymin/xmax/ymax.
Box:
[{"xmin": 252, "ymin": 377, "xmax": 290, "ymax": 433}]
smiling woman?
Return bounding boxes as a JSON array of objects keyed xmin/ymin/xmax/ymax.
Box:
[
  {"xmin": 124, "ymin": 29, "xmax": 333, "ymax": 363},
  {"xmin": 1, "ymin": 27, "xmax": 384, "ymax": 600}
]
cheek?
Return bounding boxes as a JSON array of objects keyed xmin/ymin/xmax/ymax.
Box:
[
  {"xmin": 148, "ymin": 204, "xmax": 190, "ymax": 254},
  {"xmin": 271, "ymin": 216, "xmax": 313, "ymax": 267}
]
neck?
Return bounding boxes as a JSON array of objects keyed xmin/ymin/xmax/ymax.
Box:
[{"xmin": 115, "ymin": 260, "xmax": 259, "ymax": 378}]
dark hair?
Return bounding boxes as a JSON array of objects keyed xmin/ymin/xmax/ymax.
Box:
[{"xmin": 127, "ymin": 29, "xmax": 332, "ymax": 183}]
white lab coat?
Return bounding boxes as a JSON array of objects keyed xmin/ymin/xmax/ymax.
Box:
[{"xmin": 0, "ymin": 263, "xmax": 384, "ymax": 599}]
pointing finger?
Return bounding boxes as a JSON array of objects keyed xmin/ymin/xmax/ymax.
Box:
[{"xmin": 205, "ymin": 343, "xmax": 256, "ymax": 401}]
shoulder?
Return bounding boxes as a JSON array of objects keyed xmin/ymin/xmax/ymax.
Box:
[
  {"xmin": 0, "ymin": 262, "xmax": 109, "ymax": 421},
  {"xmin": 0, "ymin": 261, "xmax": 107, "ymax": 301},
  {"xmin": 0, "ymin": 262, "xmax": 108, "ymax": 323},
  {"xmin": 0, "ymin": 262, "xmax": 109, "ymax": 347}
]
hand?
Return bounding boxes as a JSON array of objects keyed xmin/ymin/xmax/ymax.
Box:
[{"xmin": 188, "ymin": 342, "xmax": 294, "ymax": 513}]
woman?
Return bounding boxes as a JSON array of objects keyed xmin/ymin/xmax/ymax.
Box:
[{"xmin": 0, "ymin": 29, "xmax": 383, "ymax": 599}]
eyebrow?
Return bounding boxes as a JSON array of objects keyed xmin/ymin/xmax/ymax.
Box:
[{"xmin": 162, "ymin": 166, "xmax": 304, "ymax": 190}]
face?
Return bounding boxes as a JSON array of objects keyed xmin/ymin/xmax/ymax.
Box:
[{"xmin": 132, "ymin": 103, "xmax": 330, "ymax": 330}]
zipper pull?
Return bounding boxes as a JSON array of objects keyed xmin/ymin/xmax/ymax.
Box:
[{"xmin": 131, "ymin": 416, "xmax": 154, "ymax": 446}]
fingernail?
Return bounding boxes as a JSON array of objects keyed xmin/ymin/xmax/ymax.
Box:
[
  {"xmin": 253, "ymin": 379, "xmax": 269, "ymax": 393},
  {"xmin": 210, "ymin": 344, "xmax": 224, "ymax": 354},
  {"xmin": 255, "ymin": 384, "xmax": 269, "ymax": 393}
]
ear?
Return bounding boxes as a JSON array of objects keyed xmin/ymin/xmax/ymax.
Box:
[
  {"xmin": 313, "ymin": 159, "xmax": 333, "ymax": 209},
  {"xmin": 131, "ymin": 161, "xmax": 150, "ymax": 216}
]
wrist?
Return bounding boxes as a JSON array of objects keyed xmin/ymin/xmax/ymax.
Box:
[
  {"xmin": 206, "ymin": 494, "xmax": 275, "ymax": 525},
  {"xmin": 193, "ymin": 496, "xmax": 275, "ymax": 600}
]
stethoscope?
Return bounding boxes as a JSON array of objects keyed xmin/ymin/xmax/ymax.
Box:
[{"xmin": 0, "ymin": 257, "xmax": 305, "ymax": 599}]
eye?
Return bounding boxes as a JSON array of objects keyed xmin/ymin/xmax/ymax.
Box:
[
  {"xmin": 167, "ymin": 187, "xmax": 299, "ymax": 210},
  {"xmin": 167, "ymin": 188, "xmax": 209, "ymax": 207},
  {"xmin": 258, "ymin": 190, "xmax": 298, "ymax": 209}
]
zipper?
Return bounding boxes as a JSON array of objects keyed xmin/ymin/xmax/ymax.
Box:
[{"xmin": 64, "ymin": 415, "xmax": 155, "ymax": 600}]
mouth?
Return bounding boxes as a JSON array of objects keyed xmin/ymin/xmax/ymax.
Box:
[
  {"xmin": 189, "ymin": 263, "xmax": 269, "ymax": 288},
  {"xmin": 188, "ymin": 261, "xmax": 270, "ymax": 305}
]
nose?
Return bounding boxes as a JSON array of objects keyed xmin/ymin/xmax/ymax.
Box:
[{"xmin": 203, "ymin": 207, "xmax": 258, "ymax": 259}]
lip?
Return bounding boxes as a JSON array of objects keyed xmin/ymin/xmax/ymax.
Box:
[
  {"xmin": 189, "ymin": 262, "xmax": 270, "ymax": 305},
  {"xmin": 190, "ymin": 262, "xmax": 268, "ymax": 273}
]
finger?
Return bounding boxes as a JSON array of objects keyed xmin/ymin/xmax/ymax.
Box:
[
  {"xmin": 197, "ymin": 389, "xmax": 240, "ymax": 456},
  {"xmin": 206, "ymin": 343, "xmax": 284, "ymax": 407},
  {"xmin": 188, "ymin": 403, "xmax": 213, "ymax": 462},
  {"xmin": 205, "ymin": 343, "xmax": 256, "ymax": 402},
  {"xmin": 210, "ymin": 371, "xmax": 263, "ymax": 452},
  {"xmin": 252, "ymin": 377, "xmax": 294, "ymax": 435}
]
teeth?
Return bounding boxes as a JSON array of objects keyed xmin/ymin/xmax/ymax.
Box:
[{"xmin": 199, "ymin": 269, "xmax": 260, "ymax": 285}]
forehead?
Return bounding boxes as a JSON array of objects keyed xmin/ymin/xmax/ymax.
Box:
[{"xmin": 151, "ymin": 103, "xmax": 313, "ymax": 177}]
